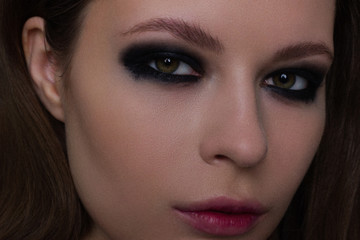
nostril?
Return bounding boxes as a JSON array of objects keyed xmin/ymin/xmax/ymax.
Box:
[
  {"xmin": 215, "ymin": 154, "xmax": 228, "ymax": 160},
  {"xmin": 210, "ymin": 139, "xmax": 268, "ymax": 168}
]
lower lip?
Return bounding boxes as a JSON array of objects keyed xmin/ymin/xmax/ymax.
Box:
[{"xmin": 176, "ymin": 210, "xmax": 261, "ymax": 236}]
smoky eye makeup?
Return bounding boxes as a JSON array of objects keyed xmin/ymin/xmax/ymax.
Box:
[
  {"xmin": 262, "ymin": 66, "xmax": 327, "ymax": 103},
  {"xmin": 120, "ymin": 42, "xmax": 327, "ymax": 103},
  {"xmin": 120, "ymin": 43, "xmax": 205, "ymax": 85}
]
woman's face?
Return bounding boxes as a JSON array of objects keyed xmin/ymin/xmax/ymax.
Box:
[{"xmin": 62, "ymin": 0, "xmax": 334, "ymax": 239}]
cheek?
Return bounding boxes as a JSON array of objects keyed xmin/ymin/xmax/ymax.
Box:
[
  {"xmin": 63, "ymin": 67, "xmax": 196, "ymax": 237},
  {"xmin": 260, "ymin": 89, "xmax": 326, "ymax": 213},
  {"xmin": 64, "ymin": 90, "xmax": 156, "ymax": 238}
]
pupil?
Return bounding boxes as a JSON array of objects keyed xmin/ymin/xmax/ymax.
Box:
[
  {"xmin": 164, "ymin": 58, "xmax": 172, "ymax": 66},
  {"xmin": 155, "ymin": 57, "xmax": 179, "ymax": 73},
  {"xmin": 279, "ymin": 74, "xmax": 289, "ymax": 83}
]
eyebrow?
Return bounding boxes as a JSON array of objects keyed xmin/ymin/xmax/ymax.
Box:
[
  {"xmin": 122, "ymin": 18, "xmax": 333, "ymax": 62},
  {"xmin": 122, "ymin": 17, "xmax": 224, "ymax": 53},
  {"xmin": 273, "ymin": 42, "xmax": 334, "ymax": 62}
]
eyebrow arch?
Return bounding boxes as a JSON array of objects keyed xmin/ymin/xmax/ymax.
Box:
[
  {"xmin": 273, "ymin": 42, "xmax": 334, "ymax": 62},
  {"xmin": 122, "ymin": 17, "xmax": 224, "ymax": 53}
]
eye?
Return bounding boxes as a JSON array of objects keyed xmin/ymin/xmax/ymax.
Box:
[
  {"xmin": 122, "ymin": 44, "xmax": 204, "ymax": 84},
  {"xmin": 148, "ymin": 57, "xmax": 196, "ymax": 75},
  {"xmin": 265, "ymin": 72, "xmax": 308, "ymax": 90},
  {"xmin": 262, "ymin": 68, "xmax": 325, "ymax": 103}
]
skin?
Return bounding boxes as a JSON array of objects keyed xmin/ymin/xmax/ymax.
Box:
[{"xmin": 23, "ymin": 0, "xmax": 335, "ymax": 239}]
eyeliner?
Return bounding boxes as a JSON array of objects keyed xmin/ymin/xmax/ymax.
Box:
[{"xmin": 121, "ymin": 42, "xmax": 204, "ymax": 75}]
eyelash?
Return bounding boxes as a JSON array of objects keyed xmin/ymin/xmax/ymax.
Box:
[
  {"xmin": 121, "ymin": 45, "xmax": 324, "ymax": 103},
  {"xmin": 122, "ymin": 45, "xmax": 204, "ymax": 85},
  {"xmin": 263, "ymin": 68, "xmax": 324, "ymax": 103}
]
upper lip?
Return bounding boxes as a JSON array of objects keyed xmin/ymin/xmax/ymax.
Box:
[{"xmin": 174, "ymin": 196, "xmax": 267, "ymax": 215}]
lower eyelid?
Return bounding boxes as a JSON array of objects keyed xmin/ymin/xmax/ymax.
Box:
[
  {"xmin": 264, "ymin": 85, "xmax": 318, "ymax": 103},
  {"xmin": 262, "ymin": 72, "xmax": 323, "ymax": 103}
]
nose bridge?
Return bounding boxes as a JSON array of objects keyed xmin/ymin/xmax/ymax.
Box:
[{"xmin": 200, "ymin": 73, "xmax": 268, "ymax": 168}]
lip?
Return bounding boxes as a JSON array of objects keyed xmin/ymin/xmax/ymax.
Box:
[{"xmin": 174, "ymin": 196, "xmax": 267, "ymax": 237}]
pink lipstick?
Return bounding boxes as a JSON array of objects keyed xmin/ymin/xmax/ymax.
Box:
[{"xmin": 174, "ymin": 197, "xmax": 266, "ymax": 236}]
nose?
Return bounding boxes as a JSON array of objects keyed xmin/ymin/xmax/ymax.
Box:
[{"xmin": 199, "ymin": 78, "xmax": 267, "ymax": 168}]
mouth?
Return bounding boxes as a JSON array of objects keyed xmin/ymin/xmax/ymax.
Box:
[{"xmin": 174, "ymin": 196, "xmax": 267, "ymax": 237}]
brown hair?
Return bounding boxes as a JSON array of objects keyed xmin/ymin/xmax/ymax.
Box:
[
  {"xmin": 305, "ymin": 0, "xmax": 360, "ymax": 238},
  {"xmin": 279, "ymin": 0, "xmax": 360, "ymax": 239},
  {"xmin": 0, "ymin": 0, "xmax": 359, "ymax": 240},
  {"xmin": 0, "ymin": 0, "xmax": 91, "ymax": 239}
]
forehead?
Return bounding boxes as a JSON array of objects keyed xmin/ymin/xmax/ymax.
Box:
[{"xmin": 80, "ymin": 0, "xmax": 335, "ymax": 56}]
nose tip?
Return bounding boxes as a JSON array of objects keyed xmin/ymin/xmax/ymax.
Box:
[
  {"xmin": 225, "ymin": 128, "xmax": 267, "ymax": 168},
  {"xmin": 200, "ymin": 118, "xmax": 268, "ymax": 168},
  {"xmin": 199, "ymin": 87, "xmax": 268, "ymax": 168}
]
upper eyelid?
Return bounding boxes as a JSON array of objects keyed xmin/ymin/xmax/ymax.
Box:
[
  {"xmin": 264, "ymin": 68, "xmax": 325, "ymax": 85},
  {"xmin": 130, "ymin": 51, "xmax": 204, "ymax": 74},
  {"xmin": 143, "ymin": 52, "xmax": 197, "ymax": 64},
  {"xmin": 121, "ymin": 44, "xmax": 205, "ymax": 70}
]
